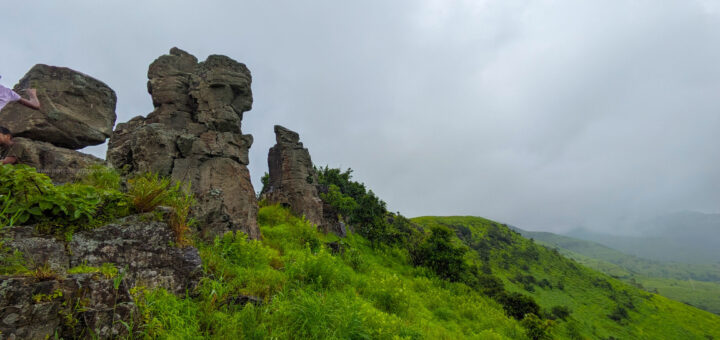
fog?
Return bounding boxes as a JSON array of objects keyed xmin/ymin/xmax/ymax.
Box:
[{"xmin": 3, "ymin": 0, "xmax": 720, "ymax": 233}]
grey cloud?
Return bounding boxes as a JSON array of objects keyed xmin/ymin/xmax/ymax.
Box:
[{"xmin": 2, "ymin": 0, "xmax": 719, "ymax": 233}]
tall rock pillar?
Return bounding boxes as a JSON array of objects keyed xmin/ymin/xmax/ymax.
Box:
[
  {"xmin": 262, "ymin": 125, "xmax": 345, "ymax": 236},
  {"xmin": 107, "ymin": 48, "xmax": 259, "ymax": 239}
]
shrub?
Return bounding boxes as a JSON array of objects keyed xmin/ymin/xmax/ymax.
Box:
[
  {"xmin": 547, "ymin": 305, "xmax": 571, "ymax": 320},
  {"xmin": 127, "ymin": 172, "xmax": 196, "ymax": 244},
  {"xmin": 127, "ymin": 172, "xmax": 176, "ymax": 213},
  {"xmin": 607, "ymin": 305, "xmax": 629, "ymax": 323},
  {"xmin": 410, "ymin": 225, "xmax": 469, "ymax": 281},
  {"xmin": 497, "ymin": 292, "xmax": 541, "ymax": 320},
  {"xmin": 319, "ymin": 184, "xmax": 357, "ymax": 218},
  {"xmin": 521, "ymin": 313, "xmax": 553, "ymax": 340}
]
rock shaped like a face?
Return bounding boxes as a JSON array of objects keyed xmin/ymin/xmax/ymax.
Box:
[
  {"xmin": 107, "ymin": 48, "xmax": 259, "ymax": 240},
  {"xmin": 0, "ymin": 64, "xmax": 117, "ymax": 149}
]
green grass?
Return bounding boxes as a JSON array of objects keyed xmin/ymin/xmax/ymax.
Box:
[
  {"xmin": 134, "ymin": 208, "xmax": 720, "ymax": 339},
  {"xmin": 519, "ymin": 228, "xmax": 720, "ymax": 315},
  {"xmin": 135, "ymin": 206, "xmax": 527, "ymax": 339},
  {"xmin": 412, "ymin": 216, "xmax": 720, "ymax": 339}
]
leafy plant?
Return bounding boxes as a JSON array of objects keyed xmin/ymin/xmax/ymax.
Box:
[
  {"xmin": 78, "ymin": 164, "xmax": 122, "ymax": 191},
  {"xmin": 0, "ymin": 165, "xmax": 131, "ymax": 236}
]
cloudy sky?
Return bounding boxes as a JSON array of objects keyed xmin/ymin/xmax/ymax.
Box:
[{"xmin": 3, "ymin": 0, "xmax": 720, "ymax": 233}]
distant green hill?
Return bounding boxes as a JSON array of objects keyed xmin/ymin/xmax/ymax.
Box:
[
  {"xmin": 516, "ymin": 227, "xmax": 720, "ymax": 315},
  {"xmin": 414, "ymin": 216, "xmax": 720, "ymax": 339}
]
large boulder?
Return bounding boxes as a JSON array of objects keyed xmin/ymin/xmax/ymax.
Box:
[
  {"xmin": 107, "ymin": 48, "xmax": 259, "ymax": 239},
  {"xmin": 261, "ymin": 125, "xmax": 344, "ymax": 236},
  {"xmin": 0, "ymin": 64, "xmax": 117, "ymax": 149},
  {"xmin": 11, "ymin": 137, "xmax": 104, "ymax": 184}
]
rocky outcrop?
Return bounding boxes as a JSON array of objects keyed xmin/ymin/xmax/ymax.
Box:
[
  {"xmin": 0, "ymin": 64, "xmax": 117, "ymax": 149},
  {"xmin": 0, "ymin": 274, "xmax": 135, "ymax": 339},
  {"xmin": 12, "ymin": 137, "xmax": 104, "ymax": 184},
  {"xmin": 5, "ymin": 215, "xmax": 202, "ymax": 294},
  {"xmin": 262, "ymin": 125, "xmax": 345, "ymax": 236},
  {"xmin": 0, "ymin": 214, "xmax": 203, "ymax": 339},
  {"xmin": 107, "ymin": 48, "xmax": 259, "ymax": 239},
  {"xmin": 69, "ymin": 214, "xmax": 203, "ymax": 295}
]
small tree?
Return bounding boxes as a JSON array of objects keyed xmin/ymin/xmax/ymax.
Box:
[{"xmin": 411, "ymin": 225, "xmax": 469, "ymax": 281}]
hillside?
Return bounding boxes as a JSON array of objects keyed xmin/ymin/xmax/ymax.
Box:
[
  {"xmin": 515, "ymin": 228, "xmax": 720, "ymax": 315},
  {"xmin": 126, "ymin": 208, "xmax": 720, "ymax": 339},
  {"xmin": 413, "ymin": 216, "xmax": 720, "ymax": 339}
]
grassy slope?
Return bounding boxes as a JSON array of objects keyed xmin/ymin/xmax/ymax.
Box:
[
  {"xmin": 412, "ymin": 216, "xmax": 720, "ymax": 339},
  {"xmin": 518, "ymin": 229, "xmax": 720, "ymax": 314},
  {"xmin": 137, "ymin": 206, "xmax": 527, "ymax": 339}
]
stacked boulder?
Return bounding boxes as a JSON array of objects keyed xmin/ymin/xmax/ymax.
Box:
[
  {"xmin": 0, "ymin": 65, "xmax": 116, "ymax": 183},
  {"xmin": 107, "ymin": 48, "xmax": 259, "ymax": 239},
  {"xmin": 261, "ymin": 125, "xmax": 345, "ymax": 236}
]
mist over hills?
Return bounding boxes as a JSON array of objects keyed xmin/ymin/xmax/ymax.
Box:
[{"xmin": 565, "ymin": 211, "xmax": 720, "ymax": 264}]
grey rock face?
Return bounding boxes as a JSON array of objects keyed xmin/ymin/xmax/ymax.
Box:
[
  {"xmin": 0, "ymin": 64, "xmax": 117, "ymax": 149},
  {"xmin": 4, "ymin": 226, "xmax": 68, "ymax": 274},
  {"xmin": 0, "ymin": 274, "xmax": 135, "ymax": 339},
  {"xmin": 12, "ymin": 137, "xmax": 104, "ymax": 184},
  {"xmin": 262, "ymin": 125, "xmax": 344, "ymax": 236},
  {"xmin": 69, "ymin": 215, "xmax": 203, "ymax": 295},
  {"xmin": 0, "ymin": 215, "xmax": 203, "ymax": 338},
  {"xmin": 107, "ymin": 48, "xmax": 259, "ymax": 239}
]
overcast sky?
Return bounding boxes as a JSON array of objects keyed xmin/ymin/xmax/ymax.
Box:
[{"xmin": 3, "ymin": 0, "xmax": 720, "ymax": 233}]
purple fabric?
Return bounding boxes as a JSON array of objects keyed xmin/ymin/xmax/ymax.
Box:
[{"xmin": 0, "ymin": 84, "xmax": 21, "ymax": 111}]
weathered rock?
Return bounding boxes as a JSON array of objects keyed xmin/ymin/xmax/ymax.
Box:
[
  {"xmin": 3, "ymin": 214, "xmax": 202, "ymax": 296},
  {"xmin": 69, "ymin": 215, "xmax": 203, "ymax": 295},
  {"xmin": 11, "ymin": 137, "xmax": 104, "ymax": 184},
  {"xmin": 261, "ymin": 125, "xmax": 344, "ymax": 236},
  {"xmin": 0, "ymin": 213, "xmax": 202, "ymax": 338},
  {"xmin": 107, "ymin": 48, "xmax": 259, "ymax": 239},
  {"xmin": 4, "ymin": 226, "xmax": 68, "ymax": 274},
  {"xmin": 0, "ymin": 274, "xmax": 136, "ymax": 339},
  {"xmin": 0, "ymin": 64, "xmax": 117, "ymax": 149}
]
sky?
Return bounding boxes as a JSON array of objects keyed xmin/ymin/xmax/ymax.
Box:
[{"xmin": 2, "ymin": 0, "xmax": 720, "ymax": 234}]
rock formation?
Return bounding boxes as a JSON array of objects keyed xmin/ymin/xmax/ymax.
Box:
[
  {"xmin": 12, "ymin": 137, "xmax": 104, "ymax": 184},
  {"xmin": 4, "ymin": 215, "xmax": 203, "ymax": 294},
  {"xmin": 0, "ymin": 214, "xmax": 203, "ymax": 339},
  {"xmin": 0, "ymin": 64, "xmax": 117, "ymax": 149},
  {"xmin": 262, "ymin": 125, "xmax": 345, "ymax": 236},
  {"xmin": 107, "ymin": 48, "xmax": 259, "ymax": 239},
  {"xmin": 0, "ymin": 274, "xmax": 135, "ymax": 339},
  {"xmin": 0, "ymin": 65, "xmax": 113, "ymax": 184}
]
